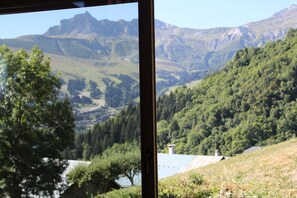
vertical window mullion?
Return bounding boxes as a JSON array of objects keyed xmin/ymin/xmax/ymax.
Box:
[{"xmin": 138, "ymin": 0, "xmax": 158, "ymax": 197}]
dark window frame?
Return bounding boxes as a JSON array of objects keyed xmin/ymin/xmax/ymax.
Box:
[{"xmin": 0, "ymin": 1, "xmax": 158, "ymax": 197}]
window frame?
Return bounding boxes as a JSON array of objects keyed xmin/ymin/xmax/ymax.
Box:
[{"xmin": 0, "ymin": 0, "xmax": 158, "ymax": 197}]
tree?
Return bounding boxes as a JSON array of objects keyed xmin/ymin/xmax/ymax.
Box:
[
  {"xmin": 100, "ymin": 142, "xmax": 141, "ymax": 186},
  {"xmin": 67, "ymin": 142, "xmax": 141, "ymax": 196},
  {"xmin": 90, "ymin": 88, "xmax": 102, "ymax": 99},
  {"xmin": 0, "ymin": 46, "xmax": 75, "ymax": 197},
  {"xmin": 67, "ymin": 78, "xmax": 86, "ymax": 95},
  {"xmin": 114, "ymin": 150, "xmax": 141, "ymax": 185}
]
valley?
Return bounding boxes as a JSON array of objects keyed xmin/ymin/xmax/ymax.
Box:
[
  {"xmin": 1, "ymin": 6, "xmax": 297, "ymax": 129},
  {"xmin": 1, "ymin": 3, "xmax": 297, "ymax": 197},
  {"xmin": 71, "ymin": 28, "xmax": 297, "ymax": 160},
  {"xmin": 2, "ymin": 1, "xmax": 297, "ymax": 197},
  {"xmin": 1, "ymin": 5, "xmax": 297, "ymax": 142}
]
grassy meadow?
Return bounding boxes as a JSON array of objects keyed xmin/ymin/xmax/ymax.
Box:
[{"xmin": 101, "ymin": 139, "xmax": 297, "ymax": 197}]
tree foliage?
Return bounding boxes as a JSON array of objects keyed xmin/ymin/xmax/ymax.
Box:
[
  {"xmin": 67, "ymin": 104, "xmax": 140, "ymax": 160},
  {"xmin": 0, "ymin": 46, "xmax": 75, "ymax": 197},
  {"xmin": 104, "ymin": 75, "xmax": 139, "ymax": 108},
  {"xmin": 157, "ymin": 29, "xmax": 297, "ymax": 155},
  {"xmin": 67, "ymin": 142, "xmax": 140, "ymax": 196},
  {"xmin": 71, "ymin": 30, "xmax": 297, "ymax": 160},
  {"xmin": 90, "ymin": 88, "xmax": 102, "ymax": 99},
  {"xmin": 67, "ymin": 78, "xmax": 86, "ymax": 95}
]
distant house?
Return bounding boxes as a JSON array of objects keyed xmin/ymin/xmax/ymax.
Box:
[
  {"xmin": 179, "ymin": 155, "xmax": 225, "ymax": 173},
  {"xmin": 62, "ymin": 147, "xmax": 226, "ymax": 192},
  {"xmin": 117, "ymin": 146, "xmax": 225, "ymax": 187},
  {"xmin": 243, "ymin": 146, "xmax": 261, "ymax": 154}
]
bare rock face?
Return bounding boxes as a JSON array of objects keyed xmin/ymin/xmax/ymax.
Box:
[{"xmin": 44, "ymin": 11, "xmax": 138, "ymax": 38}]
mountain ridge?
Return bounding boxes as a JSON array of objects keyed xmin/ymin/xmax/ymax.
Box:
[
  {"xmin": 44, "ymin": 11, "xmax": 139, "ymax": 38},
  {"xmin": 155, "ymin": 28, "xmax": 297, "ymax": 156},
  {"xmin": 1, "ymin": 5, "xmax": 297, "ymax": 95},
  {"xmin": 6, "ymin": 5, "xmax": 297, "ymax": 69},
  {"xmin": 44, "ymin": 4, "xmax": 297, "ymax": 38}
]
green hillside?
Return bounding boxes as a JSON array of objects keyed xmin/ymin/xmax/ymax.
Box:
[
  {"xmin": 157, "ymin": 29, "xmax": 297, "ymax": 156},
  {"xmin": 70, "ymin": 29, "xmax": 297, "ymax": 161},
  {"xmin": 0, "ymin": 35, "xmax": 140, "ymax": 109},
  {"xmin": 102, "ymin": 139, "xmax": 297, "ymax": 197}
]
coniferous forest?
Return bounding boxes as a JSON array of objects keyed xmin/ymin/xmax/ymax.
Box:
[
  {"xmin": 68, "ymin": 29, "xmax": 297, "ymax": 159},
  {"xmin": 64, "ymin": 105, "xmax": 140, "ymax": 160}
]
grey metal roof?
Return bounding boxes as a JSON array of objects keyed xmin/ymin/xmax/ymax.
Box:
[
  {"xmin": 157, "ymin": 153, "xmax": 196, "ymax": 179},
  {"xmin": 179, "ymin": 155, "xmax": 225, "ymax": 173},
  {"xmin": 61, "ymin": 154, "xmax": 225, "ymax": 188},
  {"xmin": 243, "ymin": 146, "xmax": 261, "ymax": 154},
  {"xmin": 62, "ymin": 154, "xmax": 226, "ymax": 189},
  {"xmin": 116, "ymin": 153, "xmax": 225, "ymax": 187},
  {"xmin": 116, "ymin": 153, "xmax": 196, "ymax": 187}
]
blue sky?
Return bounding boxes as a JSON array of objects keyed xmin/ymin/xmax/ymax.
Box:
[{"xmin": 0, "ymin": 0, "xmax": 295, "ymax": 38}]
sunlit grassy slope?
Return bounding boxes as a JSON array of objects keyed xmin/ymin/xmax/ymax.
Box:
[
  {"xmin": 49, "ymin": 53, "xmax": 138, "ymax": 85},
  {"xmin": 164, "ymin": 79, "xmax": 202, "ymax": 95},
  {"xmin": 101, "ymin": 139, "xmax": 297, "ymax": 198}
]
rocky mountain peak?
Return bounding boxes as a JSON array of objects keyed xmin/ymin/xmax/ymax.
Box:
[
  {"xmin": 155, "ymin": 19, "xmax": 176, "ymax": 30},
  {"xmin": 222, "ymin": 26, "xmax": 254, "ymax": 41},
  {"xmin": 9, "ymin": 4, "xmax": 296, "ymax": 76},
  {"xmin": 72, "ymin": 11, "xmax": 98, "ymax": 25},
  {"xmin": 44, "ymin": 12, "xmax": 138, "ymax": 37},
  {"xmin": 272, "ymin": 4, "xmax": 297, "ymax": 18},
  {"xmin": 45, "ymin": 11, "xmax": 99, "ymax": 37}
]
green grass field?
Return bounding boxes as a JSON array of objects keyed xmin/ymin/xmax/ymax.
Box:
[
  {"xmin": 161, "ymin": 139, "xmax": 297, "ymax": 197},
  {"xmin": 165, "ymin": 79, "xmax": 202, "ymax": 95},
  {"xmin": 49, "ymin": 53, "xmax": 137, "ymax": 87}
]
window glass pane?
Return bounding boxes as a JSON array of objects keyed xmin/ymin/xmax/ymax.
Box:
[
  {"xmin": 0, "ymin": 3, "xmax": 141, "ymax": 197},
  {"xmin": 155, "ymin": 1, "xmax": 296, "ymax": 197}
]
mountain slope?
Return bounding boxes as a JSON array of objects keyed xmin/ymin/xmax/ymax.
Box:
[
  {"xmin": 155, "ymin": 4, "xmax": 297, "ymax": 72},
  {"xmin": 1, "ymin": 5, "xmax": 297, "ymax": 93},
  {"xmin": 44, "ymin": 12, "xmax": 138, "ymax": 38},
  {"xmin": 1, "ymin": 4, "xmax": 297, "ymax": 121},
  {"xmin": 156, "ymin": 29, "xmax": 297, "ymax": 155},
  {"xmin": 70, "ymin": 29, "xmax": 297, "ymax": 159},
  {"xmin": 166, "ymin": 139, "xmax": 297, "ymax": 197}
]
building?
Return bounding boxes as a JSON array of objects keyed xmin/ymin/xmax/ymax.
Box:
[
  {"xmin": 117, "ymin": 145, "xmax": 225, "ymax": 187},
  {"xmin": 64, "ymin": 149, "xmax": 225, "ymax": 190}
]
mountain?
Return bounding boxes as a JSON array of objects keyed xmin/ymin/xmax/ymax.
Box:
[
  {"xmin": 42, "ymin": 5, "xmax": 297, "ymax": 73},
  {"xmin": 155, "ymin": 4, "xmax": 297, "ymax": 72},
  {"xmin": 156, "ymin": 29, "xmax": 297, "ymax": 156},
  {"xmin": 0, "ymin": 5, "xmax": 297, "ymax": 101},
  {"xmin": 71, "ymin": 29, "xmax": 297, "ymax": 159},
  {"xmin": 44, "ymin": 11, "xmax": 138, "ymax": 38},
  {"xmin": 1, "ymin": 6, "xmax": 297, "ymax": 81}
]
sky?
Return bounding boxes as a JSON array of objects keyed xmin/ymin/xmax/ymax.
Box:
[{"xmin": 0, "ymin": 0, "xmax": 295, "ymax": 38}]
